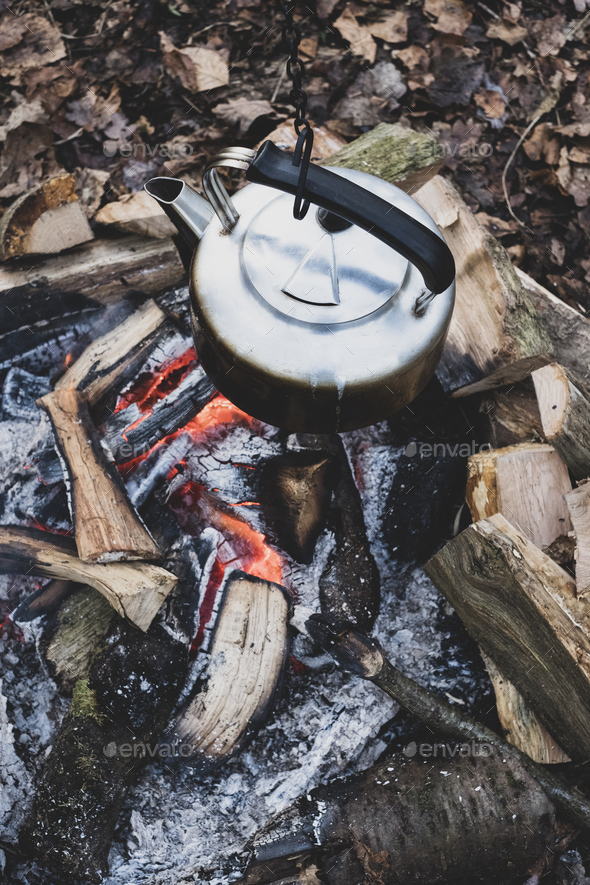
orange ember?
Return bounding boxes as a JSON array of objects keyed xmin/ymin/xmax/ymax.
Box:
[{"xmin": 115, "ymin": 347, "xmax": 198, "ymax": 414}]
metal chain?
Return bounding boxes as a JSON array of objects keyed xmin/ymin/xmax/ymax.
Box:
[
  {"xmin": 281, "ymin": 3, "xmax": 309, "ymax": 135},
  {"xmin": 280, "ymin": 2, "xmax": 314, "ymax": 219}
]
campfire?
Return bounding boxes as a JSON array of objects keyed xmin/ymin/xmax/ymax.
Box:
[{"xmin": 2, "ymin": 123, "xmax": 590, "ymax": 885}]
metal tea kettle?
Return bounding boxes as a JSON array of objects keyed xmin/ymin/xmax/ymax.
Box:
[{"xmin": 144, "ymin": 141, "xmax": 455, "ymax": 433}]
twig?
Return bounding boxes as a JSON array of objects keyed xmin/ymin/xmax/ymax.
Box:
[
  {"xmin": 502, "ymin": 114, "xmax": 542, "ymax": 230},
  {"xmin": 306, "ymin": 614, "xmax": 590, "ymax": 834}
]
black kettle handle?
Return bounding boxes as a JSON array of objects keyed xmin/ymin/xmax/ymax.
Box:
[{"xmin": 246, "ymin": 140, "xmax": 455, "ymax": 296}]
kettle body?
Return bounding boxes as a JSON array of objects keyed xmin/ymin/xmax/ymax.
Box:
[{"xmin": 145, "ymin": 143, "xmax": 455, "ymax": 433}]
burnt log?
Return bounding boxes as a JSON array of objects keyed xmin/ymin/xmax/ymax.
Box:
[
  {"xmin": 19, "ymin": 528, "xmax": 203, "ymax": 883},
  {"xmin": 103, "ymin": 364, "xmax": 216, "ymax": 464},
  {"xmin": 0, "ymin": 308, "xmax": 100, "ymax": 374},
  {"xmin": 258, "ymin": 450, "xmax": 338, "ymax": 564},
  {"xmin": 292, "ymin": 433, "xmax": 380, "ymax": 630}
]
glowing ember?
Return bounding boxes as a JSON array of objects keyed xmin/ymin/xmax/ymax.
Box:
[{"xmin": 115, "ymin": 347, "xmax": 198, "ymax": 414}]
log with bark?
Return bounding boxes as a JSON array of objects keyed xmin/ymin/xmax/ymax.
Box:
[
  {"xmin": 0, "ymin": 234, "xmax": 185, "ymax": 325},
  {"xmin": 19, "ymin": 529, "xmax": 203, "ymax": 883},
  {"xmin": 0, "ymin": 173, "xmax": 93, "ymax": 259},
  {"xmin": 517, "ymin": 268, "xmax": 590, "ymax": 399},
  {"xmin": 533, "ymin": 363, "xmax": 590, "ymax": 481},
  {"xmin": 566, "ymin": 482, "xmax": 590, "ymax": 598},
  {"xmin": 0, "ymin": 525, "xmax": 176, "ymax": 631},
  {"xmin": 37, "ymin": 387, "xmax": 161, "ymax": 564},
  {"xmin": 170, "ymin": 570, "xmax": 291, "ymax": 765},
  {"xmin": 413, "ymin": 175, "xmax": 552, "ymax": 396},
  {"xmin": 478, "ymin": 379, "xmax": 543, "ymax": 448},
  {"xmin": 425, "ymin": 513, "xmax": 590, "ymax": 763},
  {"xmin": 236, "ymin": 615, "xmax": 590, "ymax": 885}
]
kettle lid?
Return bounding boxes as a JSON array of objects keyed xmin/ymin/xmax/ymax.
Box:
[{"xmin": 241, "ymin": 167, "xmax": 409, "ymax": 326}]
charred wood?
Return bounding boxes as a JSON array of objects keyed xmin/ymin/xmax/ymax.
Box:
[
  {"xmin": 292, "ymin": 433, "xmax": 380, "ymax": 630},
  {"xmin": 1, "ymin": 368, "xmax": 50, "ymax": 421},
  {"xmin": 11, "ymin": 578, "xmax": 75, "ymax": 623},
  {"xmin": 19, "ymin": 528, "xmax": 203, "ymax": 883},
  {"xmin": 0, "ymin": 308, "xmax": 100, "ymax": 373}
]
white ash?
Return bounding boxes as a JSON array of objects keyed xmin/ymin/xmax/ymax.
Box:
[
  {"xmin": 0, "ymin": 415, "xmax": 53, "ymax": 496},
  {"xmin": 0, "ymin": 680, "xmax": 32, "ymax": 841}
]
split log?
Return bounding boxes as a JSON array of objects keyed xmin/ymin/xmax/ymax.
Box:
[
  {"xmin": 517, "ymin": 267, "xmax": 590, "ymax": 399},
  {"xmin": 292, "ymin": 434, "xmax": 380, "ymax": 630},
  {"xmin": 478, "ymin": 379, "xmax": 543, "ymax": 448},
  {"xmin": 425, "ymin": 513, "xmax": 590, "ymax": 763},
  {"xmin": 103, "ymin": 364, "xmax": 216, "ymax": 464},
  {"xmin": 0, "ymin": 235, "xmax": 185, "ymax": 326},
  {"xmin": 0, "ymin": 173, "xmax": 93, "ymax": 259},
  {"xmin": 413, "ymin": 175, "xmax": 552, "ymax": 396},
  {"xmin": 38, "ymin": 388, "xmax": 160, "ymax": 564},
  {"xmin": 0, "ymin": 525, "xmax": 176, "ymax": 631},
  {"xmin": 20, "ymin": 530, "xmax": 203, "ymax": 883},
  {"xmin": 565, "ymin": 482, "xmax": 590, "ymax": 597},
  {"xmin": 54, "ymin": 298, "xmax": 169, "ymax": 408},
  {"xmin": 533, "ymin": 363, "xmax": 590, "ymax": 480},
  {"xmin": 258, "ymin": 450, "xmax": 338, "ymax": 564},
  {"xmin": 1, "ymin": 367, "xmax": 51, "ymax": 421},
  {"xmin": 465, "ymin": 443, "xmax": 572, "ymax": 763},
  {"xmin": 482, "ymin": 652, "xmax": 570, "ymax": 765},
  {"xmin": 11, "ymin": 578, "xmax": 74, "ymax": 622},
  {"xmin": 321, "ymin": 121, "xmax": 443, "ymax": 193},
  {"xmin": 171, "ymin": 571, "xmax": 290, "ymax": 765},
  {"xmin": 466, "ymin": 442, "xmax": 572, "ymax": 549}
]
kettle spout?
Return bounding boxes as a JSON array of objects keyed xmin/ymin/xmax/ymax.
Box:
[{"xmin": 144, "ymin": 177, "xmax": 214, "ymax": 250}]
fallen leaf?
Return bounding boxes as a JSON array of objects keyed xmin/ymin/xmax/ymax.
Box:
[
  {"xmin": 0, "ymin": 14, "xmax": 30, "ymax": 51},
  {"xmin": 357, "ymin": 61, "xmax": 407, "ymax": 101},
  {"xmin": 316, "ymin": 0, "xmax": 340, "ymax": 18},
  {"xmin": 334, "ymin": 4, "xmax": 377, "ymax": 63},
  {"xmin": 428, "ymin": 54, "xmax": 485, "ymax": 107},
  {"xmin": 523, "ymin": 122, "xmax": 560, "ymax": 164},
  {"xmin": 256, "ymin": 120, "xmax": 347, "ymax": 159},
  {"xmin": 395, "ymin": 46, "xmax": 429, "ymax": 70},
  {"xmin": 298, "ymin": 36, "xmax": 318, "ymax": 60},
  {"xmin": 368, "ymin": 11, "xmax": 408, "ymax": 45},
  {"xmin": 503, "ymin": 3, "xmax": 523, "ymax": 24},
  {"xmin": 0, "ymin": 98, "xmax": 47, "ymax": 142},
  {"xmin": 527, "ymin": 15, "xmax": 567, "ymax": 57},
  {"xmin": 486, "ymin": 19, "xmax": 528, "ymax": 45},
  {"xmin": 213, "ymin": 98, "xmax": 283, "ymax": 135},
  {"xmin": 160, "ymin": 32, "xmax": 229, "ymax": 93},
  {"xmin": 548, "ymin": 237, "xmax": 566, "ymax": 264},
  {"xmin": 474, "ymin": 88, "xmax": 506, "ymax": 119},
  {"xmin": 423, "ymin": 0, "xmax": 473, "ymax": 36},
  {"xmin": 566, "ymin": 164, "xmax": 590, "ymax": 207},
  {"xmin": 0, "ymin": 14, "xmax": 66, "ymax": 84},
  {"xmin": 74, "ymin": 168, "xmax": 110, "ymax": 219},
  {"xmin": 96, "ymin": 191, "xmax": 177, "ymax": 238},
  {"xmin": 475, "ymin": 213, "xmax": 519, "ymax": 235}
]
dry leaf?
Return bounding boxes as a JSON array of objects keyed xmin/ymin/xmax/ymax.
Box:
[
  {"xmin": 213, "ymin": 98, "xmax": 283, "ymax": 135},
  {"xmin": 334, "ymin": 5, "xmax": 377, "ymax": 63},
  {"xmin": 74, "ymin": 168, "xmax": 110, "ymax": 219},
  {"xmin": 369, "ymin": 11, "xmax": 408, "ymax": 45},
  {"xmin": 486, "ymin": 19, "xmax": 528, "ymax": 45},
  {"xmin": 566, "ymin": 165, "xmax": 590, "ymax": 207},
  {"xmin": 316, "ymin": 0, "xmax": 340, "ymax": 17},
  {"xmin": 395, "ymin": 45, "xmax": 429, "ymax": 70},
  {"xmin": 424, "ymin": 0, "xmax": 473, "ymax": 36},
  {"xmin": 523, "ymin": 122, "xmax": 560, "ymax": 164},
  {"xmin": 96, "ymin": 191, "xmax": 177, "ymax": 238},
  {"xmin": 160, "ymin": 32, "xmax": 229, "ymax": 93},
  {"xmin": 0, "ymin": 14, "xmax": 66, "ymax": 84},
  {"xmin": 0, "ymin": 99, "xmax": 47, "ymax": 142},
  {"xmin": 502, "ymin": 3, "xmax": 522, "ymax": 23},
  {"xmin": 474, "ymin": 212, "xmax": 519, "ymax": 235},
  {"xmin": 527, "ymin": 15, "xmax": 567, "ymax": 57},
  {"xmin": 256, "ymin": 120, "xmax": 346, "ymax": 159},
  {"xmin": 474, "ymin": 89, "xmax": 506, "ymax": 119},
  {"xmin": 298, "ymin": 36, "xmax": 318, "ymax": 60}
]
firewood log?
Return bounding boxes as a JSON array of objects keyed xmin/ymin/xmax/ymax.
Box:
[
  {"xmin": 170, "ymin": 570, "xmax": 291, "ymax": 765},
  {"xmin": 0, "ymin": 173, "xmax": 93, "ymax": 259},
  {"xmin": 566, "ymin": 482, "xmax": 590, "ymax": 597},
  {"xmin": 53, "ymin": 298, "xmax": 169, "ymax": 408},
  {"xmin": 37, "ymin": 388, "xmax": 160, "ymax": 564},
  {"xmin": 478, "ymin": 379, "xmax": 543, "ymax": 448},
  {"xmin": 517, "ymin": 267, "xmax": 590, "ymax": 399},
  {"xmin": 320, "ymin": 121, "xmax": 443, "ymax": 193},
  {"xmin": 0, "ymin": 525, "xmax": 176, "ymax": 631},
  {"xmin": 0, "ymin": 234, "xmax": 185, "ymax": 325},
  {"xmin": 466, "ymin": 442, "xmax": 572, "ymax": 548},
  {"xmin": 19, "ymin": 531, "xmax": 203, "ymax": 883},
  {"xmin": 533, "ymin": 363, "xmax": 590, "ymax": 480},
  {"xmin": 425, "ymin": 513, "xmax": 590, "ymax": 763},
  {"xmin": 413, "ymin": 175, "xmax": 552, "ymax": 397},
  {"xmin": 239, "ymin": 751, "xmax": 555, "ymax": 885}
]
